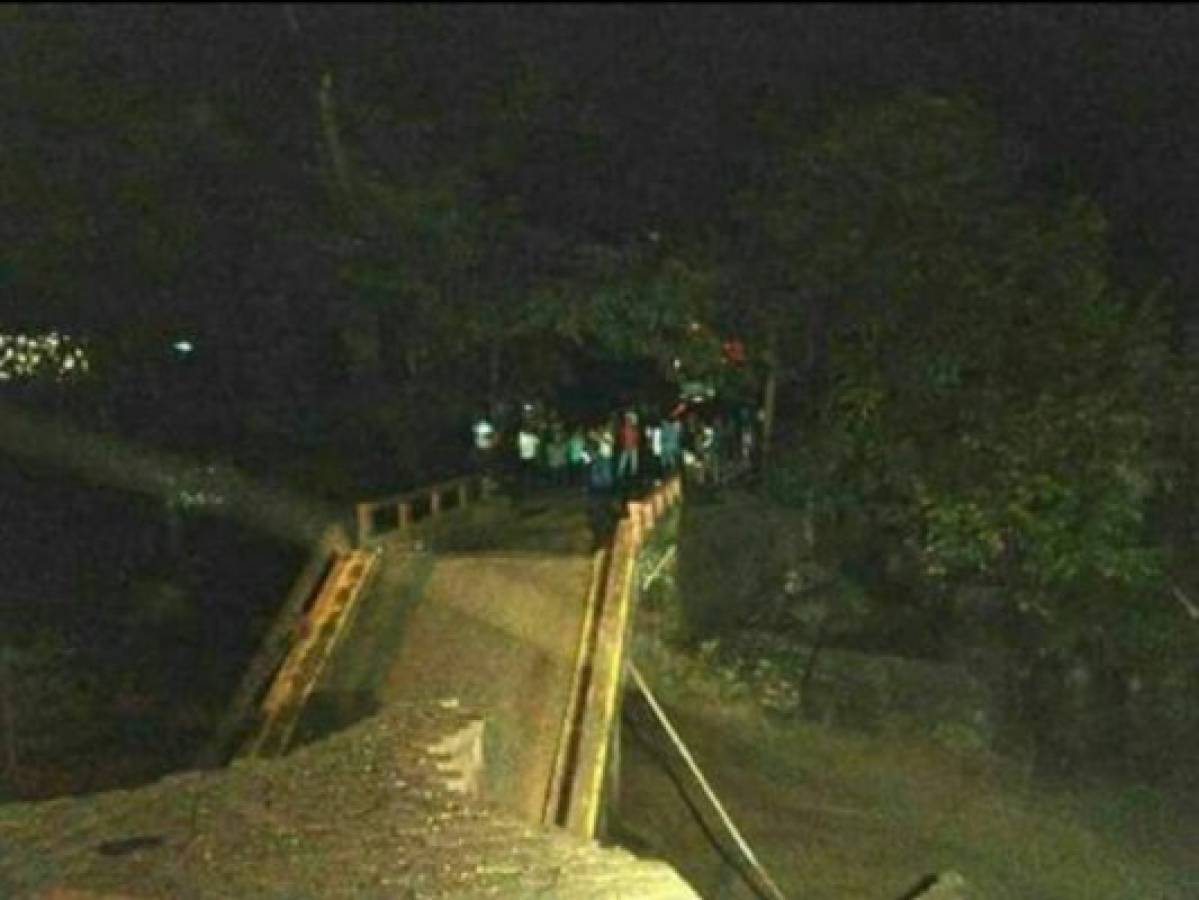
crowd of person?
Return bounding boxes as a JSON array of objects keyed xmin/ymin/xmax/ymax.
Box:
[{"xmin": 469, "ymin": 400, "xmax": 759, "ymax": 499}]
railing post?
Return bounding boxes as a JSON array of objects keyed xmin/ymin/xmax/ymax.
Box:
[
  {"xmin": 629, "ymin": 501, "xmax": 645, "ymax": 548},
  {"xmin": 355, "ymin": 503, "xmax": 372, "ymax": 546},
  {"xmin": 398, "ymin": 501, "xmax": 412, "ymax": 532},
  {"xmin": 430, "ymin": 488, "xmax": 441, "ymax": 517},
  {"xmin": 458, "ymin": 480, "xmax": 470, "ymax": 509}
]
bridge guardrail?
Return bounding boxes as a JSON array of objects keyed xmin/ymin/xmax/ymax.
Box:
[
  {"xmin": 243, "ymin": 546, "xmax": 380, "ymax": 758},
  {"xmin": 206, "ymin": 471, "xmax": 489, "ymax": 764},
  {"xmin": 354, "ymin": 473, "xmax": 494, "ymax": 546},
  {"xmin": 196, "ymin": 521, "xmax": 352, "ymax": 768},
  {"xmin": 549, "ymin": 475, "xmax": 684, "ymax": 838}
]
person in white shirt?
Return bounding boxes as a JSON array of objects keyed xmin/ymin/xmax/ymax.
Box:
[
  {"xmin": 516, "ymin": 423, "xmax": 541, "ymax": 497},
  {"xmin": 471, "ymin": 413, "xmax": 497, "ymax": 478},
  {"xmin": 646, "ymin": 419, "xmax": 663, "ymax": 479},
  {"xmin": 588, "ymin": 423, "xmax": 614, "ymax": 492}
]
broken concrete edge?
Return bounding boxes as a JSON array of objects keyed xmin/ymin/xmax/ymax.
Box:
[
  {"xmin": 424, "ymin": 707, "xmax": 486, "ymax": 798},
  {"xmin": 902, "ymin": 871, "xmax": 969, "ymax": 900},
  {"xmin": 1, "ymin": 698, "xmax": 700, "ymax": 900}
]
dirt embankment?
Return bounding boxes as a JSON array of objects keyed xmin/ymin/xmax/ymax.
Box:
[{"xmin": 612, "ymin": 500, "xmax": 1199, "ymax": 900}]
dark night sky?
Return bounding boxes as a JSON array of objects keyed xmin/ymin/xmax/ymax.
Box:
[
  {"xmin": 9, "ymin": 4, "xmax": 1199, "ymax": 315},
  {"xmin": 297, "ymin": 5, "xmax": 1199, "ymax": 296}
]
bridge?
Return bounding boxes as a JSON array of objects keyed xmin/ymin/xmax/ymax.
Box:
[
  {"xmin": 0, "ymin": 394, "xmax": 1008, "ymax": 900},
  {"xmin": 0, "ymin": 455, "xmax": 983, "ymax": 900},
  {"xmin": 189, "ymin": 466, "xmax": 798, "ymax": 899},
  {"xmin": 209, "ymin": 472, "xmax": 685, "ymax": 842}
]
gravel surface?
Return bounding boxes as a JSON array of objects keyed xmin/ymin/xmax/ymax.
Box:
[{"xmin": 0, "ymin": 699, "xmax": 696, "ymax": 899}]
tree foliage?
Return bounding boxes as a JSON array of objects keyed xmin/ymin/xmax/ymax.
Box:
[
  {"xmin": 324, "ymin": 52, "xmax": 717, "ymax": 393},
  {"xmin": 758, "ymin": 92, "xmax": 1173, "ymax": 656},
  {"xmin": 533, "ymin": 240, "xmax": 717, "ymax": 375}
]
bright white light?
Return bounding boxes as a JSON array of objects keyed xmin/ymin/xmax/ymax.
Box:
[
  {"xmin": 0, "ymin": 331, "xmax": 90, "ymax": 382},
  {"xmin": 173, "ymin": 340, "xmax": 194, "ymax": 354}
]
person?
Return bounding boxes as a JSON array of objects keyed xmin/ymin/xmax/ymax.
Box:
[
  {"xmin": 545, "ymin": 425, "xmax": 568, "ymax": 487},
  {"xmin": 471, "ymin": 413, "xmax": 497, "ymax": 477},
  {"xmin": 588, "ymin": 422, "xmax": 614, "ymax": 492},
  {"xmin": 659, "ymin": 414, "xmax": 681, "ymax": 475},
  {"xmin": 566, "ymin": 425, "xmax": 589, "ymax": 487},
  {"xmin": 646, "ymin": 417, "xmax": 663, "ymax": 479},
  {"xmin": 586, "ymin": 421, "xmax": 617, "ymax": 547},
  {"xmin": 738, "ymin": 406, "xmax": 755, "ymax": 466},
  {"xmin": 709, "ymin": 420, "xmax": 724, "ymax": 484},
  {"xmin": 616, "ymin": 410, "xmax": 640, "ymax": 484},
  {"xmin": 516, "ymin": 421, "xmax": 541, "ymax": 497},
  {"xmin": 698, "ymin": 421, "xmax": 717, "ymax": 485},
  {"xmin": 716, "ymin": 413, "xmax": 731, "ymax": 474}
]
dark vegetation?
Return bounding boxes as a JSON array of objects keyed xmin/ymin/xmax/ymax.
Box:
[
  {"xmin": 1, "ymin": 5, "xmax": 1197, "ymax": 813},
  {"xmin": 0, "ymin": 458, "xmax": 305, "ymax": 798}
]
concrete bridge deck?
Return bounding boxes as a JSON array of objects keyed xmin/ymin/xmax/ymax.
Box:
[
  {"xmin": 231, "ymin": 470, "xmax": 685, "ymax": 847},
  {"xmin": 292, "ymin": 492, "xmax": 601, "ymax": 821}
]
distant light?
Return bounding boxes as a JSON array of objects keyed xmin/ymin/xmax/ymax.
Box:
[
  {"xmin": 173, "ymin": 340, "xmax": 194, "ymax": 354},
  {"xmin": 0, "ymin": 331, "xmax": 89, "ymax": 381}
]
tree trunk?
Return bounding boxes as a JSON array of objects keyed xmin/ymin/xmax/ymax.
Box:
[
  {"xmin": 317, "ymin": 71, "xmax": 354, "ymax": 209},
  {"xmin": 283, "ymin": 5, "xmax": 354, "ymax": 213},
  {"xmin": 0, "ymin": 652, "xmax": 18, "ymax": 778}
]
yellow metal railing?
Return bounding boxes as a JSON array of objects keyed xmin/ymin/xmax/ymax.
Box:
[
  {"xmin": 547, "ymin": 476, "xmax": 683, "ymax": 836},
  {"xmin": 196, "ymin": 522, "xmax": 352, "ymax": 767}
]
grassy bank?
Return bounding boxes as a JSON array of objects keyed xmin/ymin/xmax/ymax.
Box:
[
  {"xmin": 616, "ymin": 503, "xmax": 1198, "ymax": 898},
  {"xmin": 615, "ymin": 624, "xmax": 1198, "ymax": 900}
]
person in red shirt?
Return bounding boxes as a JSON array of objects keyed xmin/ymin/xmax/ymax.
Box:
[{"xmin": 616, "ymin": 410, "xmax": 640, "ymax": 483}]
